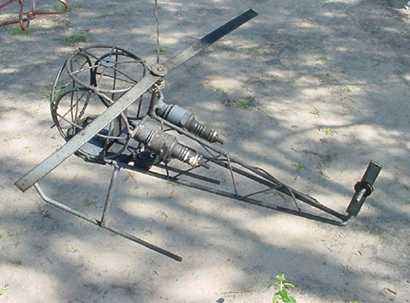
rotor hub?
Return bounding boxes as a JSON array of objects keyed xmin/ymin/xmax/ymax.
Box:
[{"xmin": 150, "ymin": 64, "xmax": 168, "ymax": 77}]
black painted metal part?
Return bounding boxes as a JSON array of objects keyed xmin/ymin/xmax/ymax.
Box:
[{"xmin": 15, "ymin": 8, "xmax": 382, "ymax": 262}]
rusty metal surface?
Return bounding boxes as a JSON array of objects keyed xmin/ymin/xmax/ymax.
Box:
[{"xmin": 0, "ymin": 0, "xmax": 68, "ymax": 30}]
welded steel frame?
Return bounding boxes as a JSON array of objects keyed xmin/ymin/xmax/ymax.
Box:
[{"xmin": 15, "ymin": 8, "xmax": 382, "ymax": 262}]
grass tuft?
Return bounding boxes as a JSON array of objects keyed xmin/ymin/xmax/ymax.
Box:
[
  {"xmin": 224, "ymin": 96, "xmax": 256, "ymax": 109},
  {"xmin": 53, "ymin": 1, "xmax": 68, "ymax": 13},
  {"xmin": 293, "ymin": 163, "xmax": 305, "ymax": 172},
  {"xmin": 8, "ymin": 27, "xmax": 32, "ymax": 36},
  {"xmin": 323, "ymin": 127, "xmax": 335, "ymax": 136},
  {"xmin": 64, "ymin": 31, "xmax": 88, "ymax": 46},
  {"xmin": 0, "ymin": 284, "xmax": 9, "ymax": 297},
  {"xmin": 272, "ymin": 273, "xmax": 297, "ymax": 303}
]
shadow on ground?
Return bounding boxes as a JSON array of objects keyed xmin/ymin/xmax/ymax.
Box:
[{"xmin": 1, "ymin": 0, "xmax": 410, "ymax": 302}]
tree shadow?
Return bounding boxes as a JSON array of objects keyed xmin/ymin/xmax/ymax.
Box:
[{"xmin": 1, "ymin": 0, "xmax": 410, "ymax": 302}]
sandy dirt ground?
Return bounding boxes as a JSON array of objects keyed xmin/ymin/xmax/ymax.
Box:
[{"xmin": 1, "ymin": 0, "xmax": 410, "ymax": 302}]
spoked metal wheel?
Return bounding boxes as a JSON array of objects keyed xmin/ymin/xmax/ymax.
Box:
[
  {"xmin": 50, "ymin": 45, "xmax": 153, "ymax": 161},
  {"xmin": 68, "ymin": 45, "xmax": 150, "ymax": 118},
  {"xmin": 51, "ymin": 87, "xmax": 130, "ymax": 161}
]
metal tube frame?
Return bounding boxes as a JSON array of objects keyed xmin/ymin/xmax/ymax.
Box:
[
  {"xmin": 16, "ymin": 7, "xmax": 382, "ymax": 261},
  {"xmin": 147, "ymin": 107, "xmax": 352, "ymax": 224},
  {"xmin": 33, "ymin": 164, "xmax": 183, "ymax": 262}
]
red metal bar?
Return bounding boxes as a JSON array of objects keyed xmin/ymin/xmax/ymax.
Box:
[{"xmin": 0, "ymin": 0, "xmax": 69, "ymax": 30}]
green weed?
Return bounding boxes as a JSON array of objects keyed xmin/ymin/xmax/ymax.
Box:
[
  {"xmin": 64, "ymin": 31, "xmax": 88, "ymax": 46},
  {"xmin": 0, "ymin": 284, "xmax": 9, "ymax": 296},
  {"xmin": 8, "ymin": 27, "xmax": 32, "ymax": 36},
  {"xmin": 225, "ymin": 97, "xmax": 255, "ymax": 109},
  {"xmin": 293, "ymin": 163, "xmax": 305, "ymax": 172},
  {"xmin": 320, "ymin": 127, "xmax": 335, "ymax": 136},
  {"xmin": 272, "ymin": 273, "xmax": 297, "ymax": 303},
  {"xmin": 53, "ymin": 1, "xmax": 67, "ymax": 13}
]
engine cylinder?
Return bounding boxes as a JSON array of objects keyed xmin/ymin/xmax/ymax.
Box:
[
  {"xmin": 155, "ymin": 101, "xmax": 223, "ymax": 144},
  {"xmin": 133, "ymin": 119, "xmax": 203, "ymax": 167}
]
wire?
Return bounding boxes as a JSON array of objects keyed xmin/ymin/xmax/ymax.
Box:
[{"xmin": 153, "ymin": 0, "xmax": 160, "ymax": 64}]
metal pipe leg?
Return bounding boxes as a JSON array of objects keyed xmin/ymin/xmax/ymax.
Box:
[
  {"xmin": 33, "ymin": 182, "xmax": 182, "ymax": 261},
  {"xmin": 99, "ymin": 162, "xmax": 120, "ymax": 226}
]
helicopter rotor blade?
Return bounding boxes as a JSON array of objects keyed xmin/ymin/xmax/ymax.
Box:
[
  {"xmin": 15, "ymin": 9, "xmax": 258, "ymax": 192},
  {"xmin": 164, "ymin": 9, "xmax": 258, "ymax": 72}
]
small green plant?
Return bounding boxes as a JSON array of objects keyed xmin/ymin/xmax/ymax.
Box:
[
  {"xmin": 272, "ymin": 273, "xmax": 296, "ymax": 303},
  {"xmin": 64, "ymin": 31, "xmax": 88, "ymax": 46},
  {"xmin": 224, "ymin": 97, "xmax": 255, "ymax": 109},
  {"xmin": 0, "ymin": 284, "xmax": 9, "ymax": 296},
  {"xmin": 236, "ymin": 98, "xmax": 252, "ymax": 109},
  {"xmin": 53, "ymin": 1, "xmax": 67, "ymax": 13},
  {"xmin": 320, "ymin": 127, "xmax": 335, "ymax": 136},
  {"xmin": 8, "ymin": 27, "xmax": 32, "ymax": 36},
  {"xmin": 293, "ymin": 162, "xmax": 305, "ymax": 172}
]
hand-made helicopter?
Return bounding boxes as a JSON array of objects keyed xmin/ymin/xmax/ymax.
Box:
[{"xmin": 15, "ymin": 4, "xmax": 382, "ymax": 262}]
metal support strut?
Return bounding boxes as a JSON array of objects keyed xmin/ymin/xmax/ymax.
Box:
[
  {"xmin": 98, "ymin": 162, "xmax": 119, "ymax": 226},
  {"xmin": 33, "ymin": 166, "xmax": 182, "ymax": 262}
]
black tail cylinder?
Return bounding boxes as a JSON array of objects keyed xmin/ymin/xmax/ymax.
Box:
[{"xmin": 346, "ymin": 161, "xmax": 382, "ymax": 217}]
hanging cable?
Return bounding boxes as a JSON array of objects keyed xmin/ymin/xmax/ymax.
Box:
[{"xmin": 153, "ymin": 0, "xmax": 161, "ymax": 64}]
